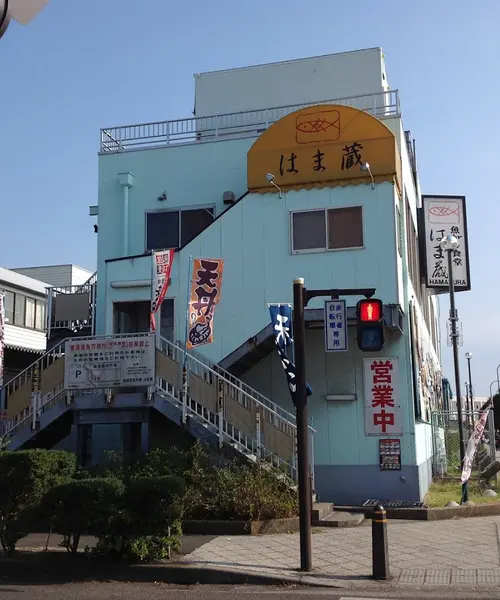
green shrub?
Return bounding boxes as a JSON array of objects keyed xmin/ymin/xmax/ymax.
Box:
[
  {"xmin": 124, "ymin": 476, "xmax": 185, "ymax": 536},
  {"xmin": 0, "ymin": 450, "xmax": 77, "ymax": 555},
  {"xmin": 41, "ymin": 478, "xmax": 125, "ymax": 554},
  {"xmin": 93, "ymin": 475, "xmax": 185, "ymax": 563}
]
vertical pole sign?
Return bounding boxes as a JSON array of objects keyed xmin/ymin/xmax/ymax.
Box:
[
  {"xmin": 420, "ymin": 195, "xmax": 471, "ymax": 293},
  {"xmin": 324, "ymin": 299, "xmax": 347, "ymax": 352},
  {"xmin": 150, "ymin": 249, "xmax": 175, "ymax": 332}
]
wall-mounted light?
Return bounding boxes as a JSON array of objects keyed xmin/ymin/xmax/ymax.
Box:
[
  {"xmin": 157, "ymin": 192, "xmax": 167, "ymax": 202},
  {"xmin": 266, "ymin": 173, "xmax": 282, "ymax": 199},
  {"xmin": 360, "ymin": 162, "xmax": 375, "ymax": 190}
]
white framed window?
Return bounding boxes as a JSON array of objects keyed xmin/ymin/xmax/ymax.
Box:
[
  {"xmin": 290, "ymin": 206, "xmax": 364, "ymax": 254},
  {"xmin": 145, "ymin": 205, "xmax": 215, "ymax": 252},
  {"xmin": 25, "ymin": 297, "xmax": 36, "ymax": 329}
]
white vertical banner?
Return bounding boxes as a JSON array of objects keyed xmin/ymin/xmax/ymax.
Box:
[
  {"xmin": 461, "ymin": 400, "xmax": 493, "ymax": 484},
  {"xmin": 324, "ymin": 300, "xmax": 348, "ymax": 352},
  {"xmin": 364, "ymin": 357, "xmax": 403, "ymax": 436},
  {"xmin": 150, "ymin": 249, "xmax": 175, "ymax": 332},
  {"xmin": 421, "ymin": 195, "xmax": 471, "ymax": 293}
]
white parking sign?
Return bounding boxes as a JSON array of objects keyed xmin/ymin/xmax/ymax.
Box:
[{"xmin": 325, "ymin": 300, "xmax": 347, "ymax": 352}]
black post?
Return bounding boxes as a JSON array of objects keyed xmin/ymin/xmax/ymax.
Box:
[
  {"xmin": 447, "ymin": 249, "xmax": 468, "ymax": 503},
  {"xmin": 467, "ymin": 354, "xmax": 474, "ymax": 428},
  {"xmin": 293, "ymin": 278, "xmax": 312, "ymax": 572},
  {"xmin": 372, "ymin": 505, "xmax": 390, "ymax": 580}
]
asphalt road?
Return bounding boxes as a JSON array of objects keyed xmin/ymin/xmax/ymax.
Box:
[{"xmin": 0, "ymin": 583, "xmax": 499, "ymax": 600}]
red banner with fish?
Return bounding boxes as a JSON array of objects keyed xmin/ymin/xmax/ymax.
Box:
[{"xmin": 187, "ymin": 258, "xmax": 224, "ymax": 349}]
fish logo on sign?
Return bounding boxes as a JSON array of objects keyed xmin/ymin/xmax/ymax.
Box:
[{"xmin": 427, "ymin": 201, "xmax": 460, "ymax": 224}]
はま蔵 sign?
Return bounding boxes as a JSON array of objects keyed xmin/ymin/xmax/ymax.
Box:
[{"xmin": 419, "ymin": 195, "xmax": 471, "ymax": 293}]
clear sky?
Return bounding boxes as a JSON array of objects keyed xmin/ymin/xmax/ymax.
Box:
[{"xmin": 1, "ymin": 0, "xmax": 498, "ymax": 396}]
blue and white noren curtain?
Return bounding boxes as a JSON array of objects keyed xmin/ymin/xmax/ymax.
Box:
[{"xmin": 269, "ymin": 304, "xmax": 313, "ymax": 405}]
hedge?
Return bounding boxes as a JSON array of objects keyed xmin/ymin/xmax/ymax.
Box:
[
  {"xmin": 0, "ymin": 450, "xmax": 77, "ymax": 555},
  {"xmin": 41, "ymin": 478, "xmax": 125, "ymax": 554}
]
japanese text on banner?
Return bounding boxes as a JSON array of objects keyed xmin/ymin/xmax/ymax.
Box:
[
  {"xmin": 150, "ymin": 249, "xmax": 175, "ymax": 332},
  {"xmin": 461, "ymin": 400, "xmax": 493, "ymax": 484},
  {"xmin": 187, "ymin": 258, "xmax": 224, "ymax": 349},
  {"xmin": 364, "ymin": 358, "xmax": 402, "ymax": 436}
]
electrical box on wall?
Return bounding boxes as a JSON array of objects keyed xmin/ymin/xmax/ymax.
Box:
[{"xmin": 223, "ymin": 191, "xmax": 235, "ymax": 205}]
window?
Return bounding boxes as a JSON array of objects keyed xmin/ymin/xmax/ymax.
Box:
[
  {"xmin": 291, "ymin": 207, "xmax": 363, "ymax": 253},
  {"xmin": 4, "ymin": 291, "xmax": 14, "ymax": 323},
  {"xmin": 14, "ymin": 294, "xmax": 25, "ymax": 326},
  {"xmin": 146, "ymin": 207, "xmax": 215, "ymax": 251},
  {"xmin": 160, "ymin": 299, "xmax": 174, "ymax": 341},
  {"xmin": 35, "ymin": 299, "xmax": 45, "ymax": 331},
  {"xmin": 25, "ymin": 297, "xmax": 36, "ymax": 329}
]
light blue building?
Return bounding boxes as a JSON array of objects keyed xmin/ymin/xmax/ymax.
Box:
[{"xmin": 4, "ymin": 48, "xmax": 444, "ymax": 505}]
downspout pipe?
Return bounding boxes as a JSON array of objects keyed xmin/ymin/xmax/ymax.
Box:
[{"xmin": 118, "ymin": 172, "xmax": 134, "ymax": 256}]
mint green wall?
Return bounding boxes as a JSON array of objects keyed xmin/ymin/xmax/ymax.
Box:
[
  {"xmin": 96, "ymin": 138, "xmax": 255, "ymax": 334},
  {"xmin": 242, "ymin": 327, "xmax": 416, "ymax": 468},
  {"xmin": 101, "ymin": 176, "xmax": 400, "ymax": 367}
]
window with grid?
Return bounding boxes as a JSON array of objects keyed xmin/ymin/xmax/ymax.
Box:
[
  {"xmin": 3, "ymin": 291, "xmax": 14, "ymax": 323},
  {"xmin": 291, "ymin": 207, "xmax": 363, "ymax": 253},
  {"xmin": 146, "ymin": 206, "xmax": 215, "ymax": 251}
]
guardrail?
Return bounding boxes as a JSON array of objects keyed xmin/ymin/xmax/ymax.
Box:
[{"xmin": 101, "ymin": 90, "xmax": 400, "ymax": 152}]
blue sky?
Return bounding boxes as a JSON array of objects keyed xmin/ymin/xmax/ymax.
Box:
[{"xmin": 1, "ymin": 0, "xmax": 499, "ymax": 395}]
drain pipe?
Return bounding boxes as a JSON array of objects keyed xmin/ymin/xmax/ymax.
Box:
[{"xmin": 118, "ymin": 172, "xmax": 134, "ymax": 256}]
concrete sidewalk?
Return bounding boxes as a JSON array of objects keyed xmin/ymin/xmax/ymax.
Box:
[{"xmin": 179, "ymin": 515, "xmax": 500, "ymax": 589}]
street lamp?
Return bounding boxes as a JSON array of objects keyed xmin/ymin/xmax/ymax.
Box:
[
  {"xmin": 489, "ymin": 380, "xmax": 499, "ymax": 401},
  {"xmin": 440, "ymin": 234, "xmax": 468, "ymax": 503},
  {"xmin": 0, "ymin": 0, "xmax": 49, "ymax": 39}
]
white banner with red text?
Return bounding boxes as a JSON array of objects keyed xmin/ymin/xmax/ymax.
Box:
[
  {"xmin": 150, "ymin": 249, "xmax": 175, "ymax": 332},
  {"xmin": 364, "ymin": 357, "xmax": 403, "ymax": 436}
]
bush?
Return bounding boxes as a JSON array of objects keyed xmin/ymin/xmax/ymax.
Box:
[
  {"xmin": 124, "ymin": 476, "xmax": 185, "ymax": 536},
  {"xmin": 181, "ymin": 444, "xmax": 298, "ymax": 521},
  {"xmin": 41, "ymin": 478, "xmax": 125, "ymax": 554},
  {"xmin": 94, "ymin": 475, "xmax": 185, "ymax": 563},
  {"xmin": 0, "ymin": 450, "xmax": 77, "ymax": 555}
]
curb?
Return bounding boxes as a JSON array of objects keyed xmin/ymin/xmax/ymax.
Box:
[
  {"xmin": 0, "ymin": 554, "xmax": 351, "ymax": 589},
  {"xmin": 156, "ymin": 564, "xmax": 353, "ymax": 588}
]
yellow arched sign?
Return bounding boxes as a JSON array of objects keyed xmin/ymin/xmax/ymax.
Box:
[{"xmin": 247, "ymin": 104, "xmax": 401, "ymax": 194}]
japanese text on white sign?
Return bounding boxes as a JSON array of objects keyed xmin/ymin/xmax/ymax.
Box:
[
  {"xmin": 64, "ymin": 335, "xmax": 155, "ymax": 390},
  {"xmin": 421, "ymin": 195, "xmax": 470, "ymax": 292},
  {"xmin": 364, "ymin": 358, "xmax": 402, "ymax": 436},
  {"xmin": 325, "ymin": 300, "xmax": 347, "ymax": 352}
]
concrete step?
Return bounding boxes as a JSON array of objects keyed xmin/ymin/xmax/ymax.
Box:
[
  {"xmin": 311, "ymin": 502, "xmax": 335, "ymax": 521},
  {"xmin": 313, "ymin": 511, "xmax": 365, "ymax": 528}
]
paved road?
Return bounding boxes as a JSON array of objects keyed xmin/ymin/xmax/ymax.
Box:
[
  {"xmin": 0, "ymin": 583, "xmax": 498, "ymax": 599},
  {"xmin": 0, "ymin": 584, "xmax": 498, "ymax": 600}
]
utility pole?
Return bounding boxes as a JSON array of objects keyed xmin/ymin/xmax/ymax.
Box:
[
  {"xmin": 441, "ymin": 234, "xmax": 468, "ymax": 503},
  {"xmin": 292, "ymin": 279, "xmax": 377, "ymax": 571}
]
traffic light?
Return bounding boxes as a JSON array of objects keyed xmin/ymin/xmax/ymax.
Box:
[{"xmin": 356, "ymin": 298, "xmax": 384, "ymax": 352}]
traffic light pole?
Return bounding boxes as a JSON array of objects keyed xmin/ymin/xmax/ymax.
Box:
[{"xmin": 292, "ymin": 280, "xmax": 376, "ymax": 572}]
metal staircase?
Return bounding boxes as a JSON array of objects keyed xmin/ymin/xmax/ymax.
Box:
[{"xmin": 3, "ymin": 333, "xmax": 315, "ymax": 487}]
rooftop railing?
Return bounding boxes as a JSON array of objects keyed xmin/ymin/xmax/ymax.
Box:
[{"xmin": 100, "ymin": 89, "xmax": 400, "ymax": 153}]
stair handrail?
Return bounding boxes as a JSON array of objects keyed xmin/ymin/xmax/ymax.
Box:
[
  {"xmin": 157, "ymin": 335, "xmax": 313, "ymax": 431},
  {"xmin": 4, "ymin": 338, "xmax": 66, "ymax": 396}
]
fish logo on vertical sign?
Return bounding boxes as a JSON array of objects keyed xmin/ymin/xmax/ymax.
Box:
[
  {"xmin": 420, "ymin": 195, "xmax": 471, "ymax": 293},
  {"xmin": 187, "ymin": 258, "xmax": 224, "ymax": 349},
  {"xmin": 150, "ymin": 249, "xmax": 175, "ymax": 332}
]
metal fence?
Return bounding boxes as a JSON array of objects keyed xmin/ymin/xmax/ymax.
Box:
[{"xmin": 431, "ymin": 410, "xmax": 496, "ymax": 479}]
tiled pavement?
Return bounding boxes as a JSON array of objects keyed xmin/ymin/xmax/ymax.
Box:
[{"xmin": 181, "ymin": 516, "xmax": 500, "ymax": 588}]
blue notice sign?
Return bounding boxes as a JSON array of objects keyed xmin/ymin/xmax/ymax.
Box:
[{"xmin": 324, "ymin": 300, "xmax": 348, "ymax": 352}]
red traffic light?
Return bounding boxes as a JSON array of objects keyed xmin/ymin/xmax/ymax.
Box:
[{"xmin": 358, "ymin": 299, "xmax": 383, "ymax": 323}]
